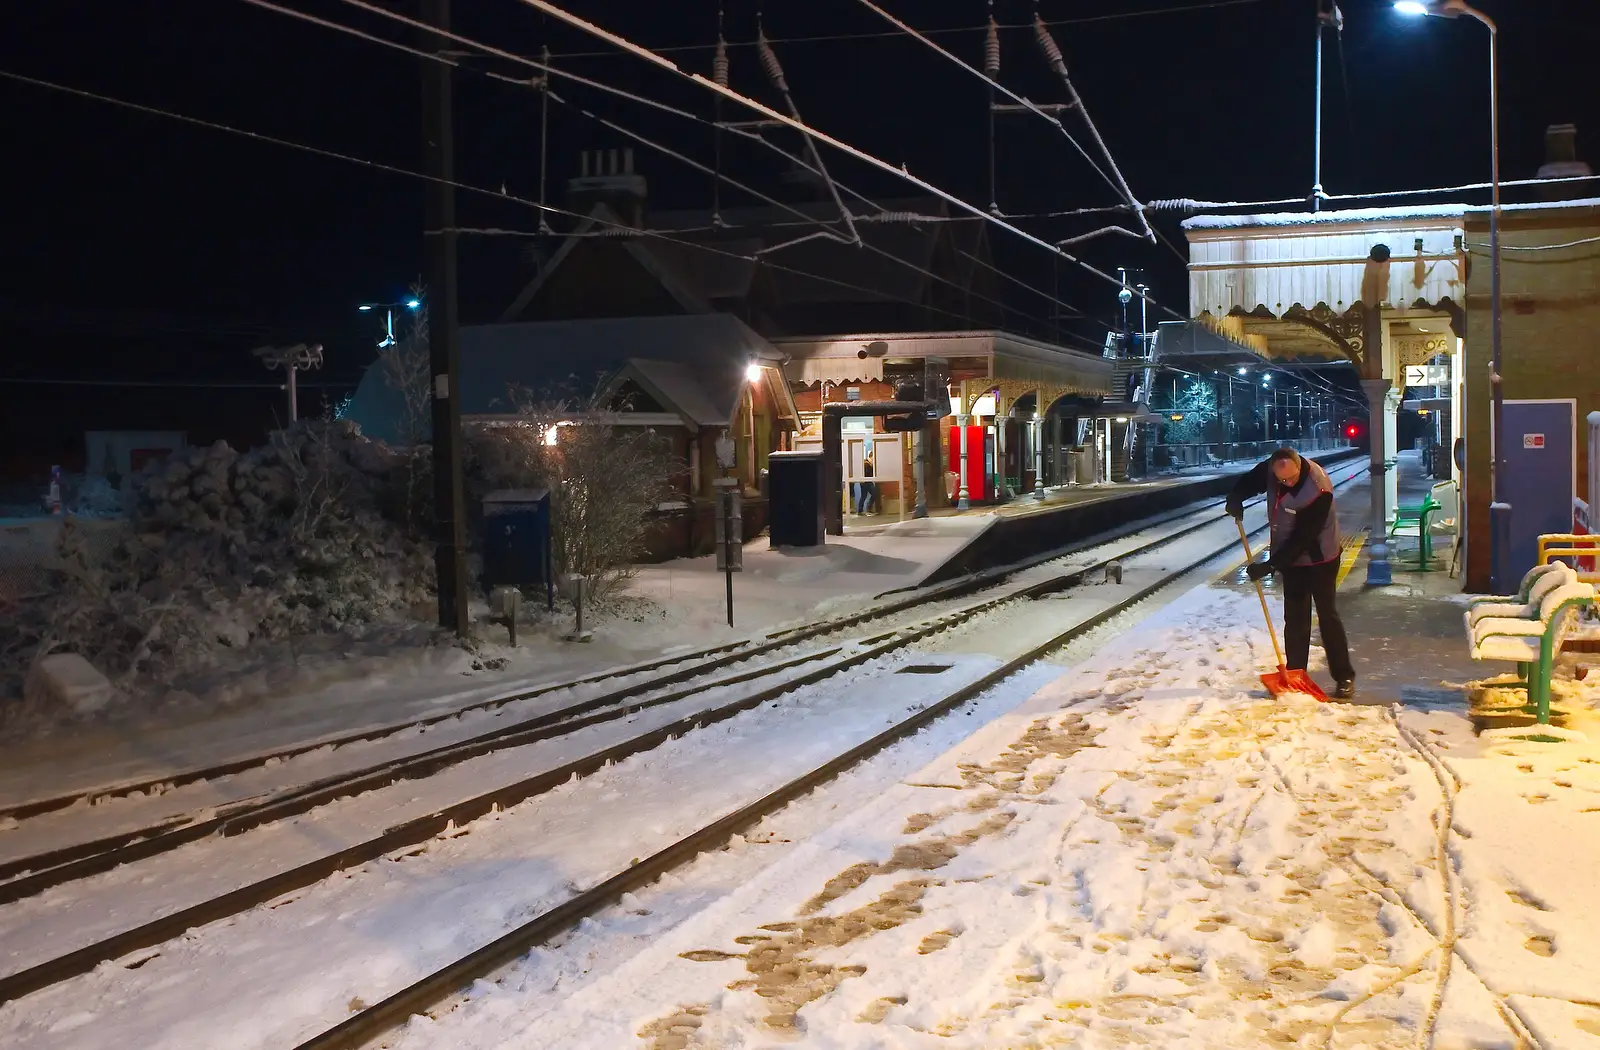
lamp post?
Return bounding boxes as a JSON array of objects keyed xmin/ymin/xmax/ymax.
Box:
[
  {"xmin": 359, "ymin": 298, "xmax": 423, "ymax": 348},
  {"xmin": 1395, "ymin": 0, "xmax": 1506, "ymax": 588}
]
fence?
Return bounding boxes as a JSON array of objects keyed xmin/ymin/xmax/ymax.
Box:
[
  {"xmin": 1152, "ymin": 437, "xmax": 1351, "ymax": 472},
  {"xmin": 0, "ymin": 518, "xmax": 128, "ymax": 608}
]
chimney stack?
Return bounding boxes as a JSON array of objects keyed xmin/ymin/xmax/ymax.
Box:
[
  {"xmin": 565, "ymin": 146, "xmax": 649, "ymax": 228},
  {"xmin": 1534, "ymin": 124, "xmax": 1592, "ymax": 202}
]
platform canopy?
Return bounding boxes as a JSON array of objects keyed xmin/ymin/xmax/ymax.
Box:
[
  {"xmin": 774, "ymin": 329, "xmax": 1112, "ymax": 399},
  {"xmin": 1182, "ymin": 205, "xmax": 1468, "ymax": 368}
]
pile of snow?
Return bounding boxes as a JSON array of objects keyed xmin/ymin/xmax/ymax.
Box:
[{"xmin": 1, "ymin": 421, "xmax": 437, "ymax": 734}]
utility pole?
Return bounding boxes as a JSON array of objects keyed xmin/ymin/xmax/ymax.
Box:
[
  {"xmin": 423, "ymin": 0, "xmax": 470, "ymax": 636},
  {"xmin": 252, "ymin": 342, "xmax": 323, "ymax": 423}
]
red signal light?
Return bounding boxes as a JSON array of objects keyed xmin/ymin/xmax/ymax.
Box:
[{"xmin": 1346, "ymin": 424, "xmax": 1359, "ymax": 437}]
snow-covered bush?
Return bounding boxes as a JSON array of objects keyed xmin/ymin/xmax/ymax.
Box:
[
  {"xmin": 66, "ymin": 474, "xmax": 124, "ymax": 517},
  {"xmin": 469, "ymin": 393, "xmax": 680, "ymax": 601},
  {"xmin": 0, "ymin": 420, "xmax": 435, "ymax": 710}
]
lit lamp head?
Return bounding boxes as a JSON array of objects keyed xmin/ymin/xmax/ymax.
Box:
[
  {"xmin": 745, "ymin": 361, "xmax": 763, "ymax": 383},
  {"xmin": 1394, "ymin": 0, "xmax": 1468, "ymax": 17}
]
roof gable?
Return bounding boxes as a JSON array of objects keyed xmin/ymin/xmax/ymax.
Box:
[{"xmin": 500, "ymin": 203, "xmax": 714, "ymax": 322}]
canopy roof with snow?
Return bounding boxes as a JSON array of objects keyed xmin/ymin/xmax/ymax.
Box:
[
  {"xmin": 1181, "ymin": 203, "xmax": 1468, "ymax": 366},
  {"xmin": 772, "ymin": 329, "xmax": 1112, "ymax": 397},
  {"xmin": 344, "ymin": 313, "xmax": 796, "ymax": 443}
]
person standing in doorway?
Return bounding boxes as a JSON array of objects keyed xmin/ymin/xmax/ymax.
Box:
[
  {"xmin": 858, "ymin": 449, "xmax": 877, "ymax": 516},
  {"xmin": 1226, "ymin": 446, "xmax": 1355, "ymax": 699}
]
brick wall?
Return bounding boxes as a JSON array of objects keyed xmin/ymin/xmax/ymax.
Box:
[{"xmin": 1462, "ymin": 203, "xmax": 1600, "ymax": 591}]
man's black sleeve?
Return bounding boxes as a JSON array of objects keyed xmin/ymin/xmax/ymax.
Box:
[
  {"xmin": 1269, "ymin": 491, "xmax": 1333, "ymax": 566},
  {"xmin": 1227, "ymin": 459, "xmax": 1272, "ymax": 504}
]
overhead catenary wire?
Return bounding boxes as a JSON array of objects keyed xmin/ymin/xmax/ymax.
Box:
[
  {"xmin": 510, "ymin": 0, "xmax": 1188, "ymax": 321},
  {"xmin": 1151, "ymin": 172, "xmax": 1600, "ymax": 213},
  {"xmin": 237, "ymin": 0, "xmax": 1107, "ymax": 338},
  {"xmin": 271, "ymin": 0, "xmax": 1123, "ymax": 336},
  {"xmin": 0, "ymin": 66, "xmax": 1077, "ymax": 346},
  {"xmin": 300, "ymin": 0, "xmax": 1137, "ymax": 280},
  {"xmin": 540, "ymin": 0, "xmax": 1275, "ymax": 59},
  {"xmin": 847, "ymin": 0, "xmax": 1128, "ymax": 219},
  {"xmin": 753, "ymin": 25, "xmax": 861, "ymax": 246},
  {"xmin": 543, "ymin": 85, "xmax": 850, "ymax": 243},
  {"xmin": 1029, "ymin": 13, "xmax": 1157, "ymax": 244}
]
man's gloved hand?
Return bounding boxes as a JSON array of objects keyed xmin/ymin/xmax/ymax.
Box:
[
  {"xmin": 1225, "ymin": 497, "xmax": 1244, "ymax": 520},
  {"xmin": 1246, "ymin": 560, "xmax": 1274, "ymax": 581}
]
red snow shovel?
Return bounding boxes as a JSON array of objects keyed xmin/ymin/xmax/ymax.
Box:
[{"xmin": 1235, "ymin": 518, "xmax": 1329, "ymax": 701}]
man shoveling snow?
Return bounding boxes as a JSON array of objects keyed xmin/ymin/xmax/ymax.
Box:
[{"xmin": 1227, "ymin": 447, "xmax": 1356, "ymax": 700}]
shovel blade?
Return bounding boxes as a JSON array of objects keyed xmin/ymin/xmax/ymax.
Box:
[{"xmin": 1260, "ymin": 667, "xmax": 1330, "ymax": 702}]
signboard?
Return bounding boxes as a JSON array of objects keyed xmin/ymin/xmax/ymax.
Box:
[
  {"xmin": 1403, "ymin": 364, "xmax": 1449, "ymax": 387},
  {"xmin": 1524, "ymin": 433, "xmax": 1546, "ymax": 449},
  {"xmin": 845, "ymin": 387, "xmax": 862, "ymax": 401}
]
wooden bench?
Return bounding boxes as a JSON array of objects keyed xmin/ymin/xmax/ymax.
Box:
[{"xmin": 1465, "ymin": 562, "xmax": 1596, "ymax": 724}]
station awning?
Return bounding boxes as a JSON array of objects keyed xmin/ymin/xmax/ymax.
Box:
[
  {"xmin": 1181, "ymin": 205, "xmax": 1469, "ymax": 367},
  {"xmin": 776, "ymin": 330, "xmax": 1112, "ymax": 397}
]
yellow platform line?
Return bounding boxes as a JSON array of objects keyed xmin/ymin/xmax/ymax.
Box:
[{"xmin": 1336, "ymin": 529, "xmax": 1369, "ymax": 588}]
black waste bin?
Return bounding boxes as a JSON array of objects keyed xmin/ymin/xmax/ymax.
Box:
[
  {"xmin": 767, "ymin": 450, "xmax": 825, "ymax": 548},
  {"xmin": 481, "ymin": 488, "xmax": 555, "ymax": 609}
]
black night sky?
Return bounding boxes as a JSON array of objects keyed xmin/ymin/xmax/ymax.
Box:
[{"xmin": 2, "ymin": 0, "xmax": 1597, "ymax": 477}]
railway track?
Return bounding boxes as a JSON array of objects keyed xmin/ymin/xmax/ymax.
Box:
[
  {"xmin": 0, "ymin": 478, "xmax": 1339, "ymax": 904},
  {"xmin": 0, "ymin": 446, "xmax": 1363, "ymax": 834},
  {"xmin": 289, "ymin": 481, "xmax": 1365, "ymax": 1050},
  {"xmin": 0, "ymin": 465, "xmax": 1369, "ymax": 1043},
  {"xmin": 0, "ymin": 493, "xmax": 1306, "ymax": 1007}
]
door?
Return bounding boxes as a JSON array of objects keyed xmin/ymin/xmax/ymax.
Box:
[{"xmin": 1498, "ymin": 399, "xmax": 1576, "ymax": 581}]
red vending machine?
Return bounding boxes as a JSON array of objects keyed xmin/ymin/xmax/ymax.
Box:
[{"xmin": 947, "ymin": 424, "xmax": 990, "ymax": 502}]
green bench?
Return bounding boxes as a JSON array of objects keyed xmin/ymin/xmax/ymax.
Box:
[
  {"xmin": 1465, "ymin": 562, "xmax": 1596, "ymax": 725},
  {"xmin": 1390, "ymin": 493, "xmax": 1443, "ymax": 570}
]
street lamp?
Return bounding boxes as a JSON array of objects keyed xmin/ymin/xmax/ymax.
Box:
[
  {"xmin": 1394, "ymin": 0, "xmax": 1506, "ymax": 588},
  {"xmin": 358, "ymin": 298, "xmax": 423, "ymax": 349}
]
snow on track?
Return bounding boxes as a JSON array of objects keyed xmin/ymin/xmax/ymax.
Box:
[
  {"xmin": 0, "ymin": 649, "xmax": 1032, "ymax": 1049},
  {"xmin": 416, "ymin": 586, "xmax": 1523, "ymax": 1050},
  {"xmin": 0, "ymin": 498, "xmax": 1275, "ymax": 878}
]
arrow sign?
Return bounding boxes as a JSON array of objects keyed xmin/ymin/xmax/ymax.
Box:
[{"xmin": 1404, "ymin": 364, "xmax": 1449, "ymax": 387}]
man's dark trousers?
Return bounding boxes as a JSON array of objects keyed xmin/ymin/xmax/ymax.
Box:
[{"xmin": 1279, "ymin": 559, "xmax": 1354, "ymax": 682}]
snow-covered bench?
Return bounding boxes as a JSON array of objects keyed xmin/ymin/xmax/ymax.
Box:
[{"xmin": 1465, "ymin": 562, "xmax": 1596, "ymax": 724}]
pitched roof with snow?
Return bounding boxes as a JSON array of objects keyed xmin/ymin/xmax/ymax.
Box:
[{"xmin": 342, "ymin": 313, "xmax": 780, "ymax": 442}]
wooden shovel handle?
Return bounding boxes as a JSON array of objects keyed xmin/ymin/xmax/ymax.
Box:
[{"xmin": 1236, "ymin": 517, "xmax": 1287, "ymax": 669}]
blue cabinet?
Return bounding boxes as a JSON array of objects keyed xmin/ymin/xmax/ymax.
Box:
[{"xmin": 481, "ymin": 488, "xmax": 555, "ymax": 609}]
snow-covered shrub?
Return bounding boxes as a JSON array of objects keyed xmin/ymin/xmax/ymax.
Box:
[
  {"xmin": 0, "ymin": 421, "xmax": 436, "ymax": 710},
  {"xmin": 66, "ymin": 474, "xmax": 124, "ymax": 517},
  {"xmin": 469, "ymin": 393, "xmax": 680, "ymax": 602}
]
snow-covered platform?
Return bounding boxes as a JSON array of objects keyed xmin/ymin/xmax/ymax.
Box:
[{"xmin": 413, "ymin": 575, "xmax": 1600, "ymax": 1050}]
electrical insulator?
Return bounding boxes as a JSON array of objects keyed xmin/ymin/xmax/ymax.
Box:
[
  {"xmin": 757, "ymin": 31, "xmax": 789, "ymax": 94},
  {"xmin": 1034, "ymin": 14, "xmax": 1066, "ymax": 75},
  {"xmin": 983, "ymin": 17, "xmax": 1000, "ymax": 75},
  {"xmin": 713, "ymin": 36, "xmax": 729, "ymax": 87}
]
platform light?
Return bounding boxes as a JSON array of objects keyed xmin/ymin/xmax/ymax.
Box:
[
  {"xmin": 1237, "ymin": 367, "xmax": 1248, "ymax": 375},
  {"xmin": 406, "ymin": 299, "xmax": 422, "ymax": 310},
  {"xmin": 1393, "ymin": 1, "xmax": 1429, "ymax": 15},
  {"xmin": 1114, "ymin": 416, "xmax": 1130, "ymax": 423},
  {"xmin": 745, "ymin": 362, "xmax": 763, "ymax": 383}
]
